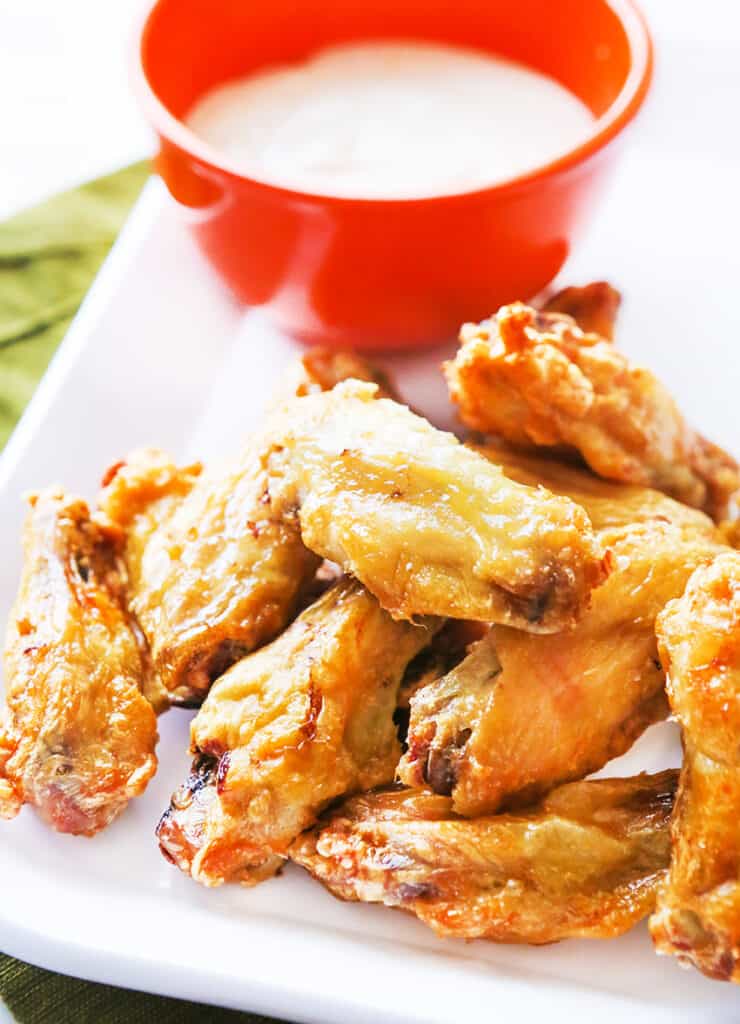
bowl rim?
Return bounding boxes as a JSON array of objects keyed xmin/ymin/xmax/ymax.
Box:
[{"xmin": 131, "ymin": 0, "xmax": 653, "ymax": 208}]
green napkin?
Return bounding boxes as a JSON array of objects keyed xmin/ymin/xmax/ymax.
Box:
[
  {"xmin": 0, "ymin": 162, "xmax": 150, "ymax": 448},
  {"xmin": 0, "ymin": 957, "xmax": 279, "ymax": 1024},
  {"xmin": 0, "ymin": 167, "xmax": 280, "ymax": 1023}
]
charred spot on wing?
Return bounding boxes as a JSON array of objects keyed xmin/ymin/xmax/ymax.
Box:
[
  {"xmin": 73, "ymin": 554, "xmax": 91, "ymax": 583},
  {"xmin": 525, "ymin": 587, "xmax": 552, "ymax": 624},
  {"xmin": 175, "ymin": 640, "xmax": 250, "ymax": 706},
  {"xmin": 174, "ymin": 753, "xmax": 218, "ymax": 806},
  {"xmin": 156, "ymin": 753, "xmax": 219, "ymax": 866},
  {"xmin": 422, "ymin": 748, "xmax": 455, "ymax": 795},
  {"xmin": 504, "ymin": 572, "xmax": 559, "ymax": 626},
  {"xmin": 394, "ymin": 881, "xmax": 439, "ymax": 903},
  {"xmin": 623, "ymin": 772, "xmax": 678, "ymax": 818},
  {"xmin": 423, "ymin": 729, "xmax": 472, "ymax": 796}
]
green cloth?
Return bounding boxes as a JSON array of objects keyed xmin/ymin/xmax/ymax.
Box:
[
  {"xmin": 0, "ymin": 162, "xmax": 150, "ymax": 448},
  {"xmin": 0, "ymin": 958, "xmax": 278, "ymax": 1024},
  {"xmin": 0, "ymin": 167, "xmax": 280, "ymax": 1023}
]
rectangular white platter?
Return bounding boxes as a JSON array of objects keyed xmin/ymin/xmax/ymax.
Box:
[{"xmin": 2, "ymin": 7, "xmax": 740, "ymax": 1020}]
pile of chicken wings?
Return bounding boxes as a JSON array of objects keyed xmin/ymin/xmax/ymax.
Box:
[{"xmin": 2, "ymin": 284, "xmax": 739, "ymax": 981}]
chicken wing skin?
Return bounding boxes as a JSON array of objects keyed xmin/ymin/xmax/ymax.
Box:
[
  {"xmin": 97, "ymin": 448, "xmax": 202, "ymax": 710},
  {"xmin": 290, "ymin": 772, "xmax": 678, "ymax": 944},
  {"xmin": 400, "ymin": 448, "xmax": 723, "ymax": 814},
  {"xmin": 157, "ymin": 578, "xmax": 438, "ymax": 886},
  {"xmin": 97, "ymin": 356, "xmax": 391, "ymax": 708},
  {"xmin": 446, "ymin": 302, "xmax": 739, "ymax": 520},
  {"xmin": 265, "ymin": 380, "xmax": 609, "ymax": 632},
  {"xmin": 542, "ymin": 281, "xmax": 621, "ymax": 340},
  {"xmin": 650, "ymin": 553, "xmax": 740, "ymax": 981},
  {"xmin": 0, "ymin": 490, "xmax": 157, "ymax": 834},
  {"xmin": 98, "ymin": 439, "xmax": 321, "ymax": 707}
]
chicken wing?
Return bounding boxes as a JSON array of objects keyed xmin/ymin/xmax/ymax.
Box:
[
  {"xmin": 97, "ymin": 448, "xmax": 202, "ymax": 710},
  {"xmin": 542, "ymin": 281, "xmax": 621, "ymax": 340},
  {"xmin": 265, "ymin": 380, "xmax": 609, "ymax": 632},
  {"xmin": 399, "ymin": 448, "xmax": 724, "ymax": 814},
  {"xmin": 157, "ymin": 578, "xmax": 438, "ymax": 886},
  {"xmin": 97, "ymin": 355, "xmax": 392, "ymax": 708},
  {"xmin": 650, "ymin": 553, "xmax": 740, "ymax": 981},
  {"xmin": 446, "ymin": 302, "xmax": 739, "ymax": 520},
  {"xmin": 0, "ymin": 490, "xmax": 157, "ymax": 834},
  {"xmin": 290, "ymin": 771, "xmax": 678, "ymax": 944},
  {"xmin": 98, "ymin": 441, "xmax": 320, "ymax": 707}
]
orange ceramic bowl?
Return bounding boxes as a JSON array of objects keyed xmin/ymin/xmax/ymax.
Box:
[{"xmin": 134, "ymin": 0, "xmax": 652, "ymax": 350}]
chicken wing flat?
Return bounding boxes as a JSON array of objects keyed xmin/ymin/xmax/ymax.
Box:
[
  {"xmin": 400, "ymin": 448, "xmax": 724, "ymax": 814},
  {"xmin": 446, "ymin": 302, "xmax": 739, "ymax": 520},
  {"xmin": 542, "ymin": 281, "xmax": 621, "ymax": 340},
  {"xmin": 0, "ymin": 490, "xmax": 157, "ymax": 834},
  {"xmin": 290, "ymin": 771, "xmax": 678, "ymax": 944},
  {"xmin": 265, "ymin": 380, "xmax": 609, "ymax": 632},
  {"xmin": 157, "ymin": 578, "xmax": 438, "ymax": 885},
  {"xmin": 98, "ymin": 438, "xmax": 320, "ymax": 707},
  {"xmin": 650, "ymin": 553, "xmax": 740, "ymax": 981},
  {"xmin": 97, "ymin": 356, "xmax": 391, "ymax": 708}
]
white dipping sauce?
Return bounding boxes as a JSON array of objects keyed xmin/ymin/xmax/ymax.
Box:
[{"xmin": 185, "ymin": 41, "xmax": 595, "ymax": 199}]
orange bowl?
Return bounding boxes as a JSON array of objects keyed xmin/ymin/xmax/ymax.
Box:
[{"xmin": 134, "ymin": 0, "xmax": 652, "ymax": 350}]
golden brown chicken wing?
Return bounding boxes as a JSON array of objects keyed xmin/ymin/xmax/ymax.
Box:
[
  {"xmin": 157, "ymin": 578, "xmax": 438, "ymax": 886},
  {"xmin": 97, "ymin": 448, "xmax": 202, "ymax": 710},
  {"xmin": 291, "ymin": 772, "xmax": 678, "ymax": 944},
  {"xmin": 98, "ymin": 439, "xmax": 321, "ymax": 707},
  {"xmin": 97, "ymin": 355, "xmax": 392, "ymax": 708},
  {"xmin": 446, "ymin": 302, "xmax": 739, "ymax": 520},
  {"xmin": 0, "ymin": 490, "xmax": 158, "ymax": 834},
  {"xmin": 542, "ymin": 281, "xmax": 621, "ymax": 340},
  {"xmin": 265, "ymin": 380, "xmax": 609, "ymax": 632},
  {"xmin": 289, "ymin": 347, "xmax": 398, "ymax": 400},
  {"xmin": 650, "ymin": 553, "xmax": 740, "ymax": 981},
  {"xmin": 399, "ymin": 448, "xmax": 723, "ymax": 814}
]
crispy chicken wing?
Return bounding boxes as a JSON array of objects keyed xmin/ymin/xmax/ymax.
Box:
[
  {"xmin": 265, "ymin": 380, "xmax": 609, "ymax": 632},
  {"xmin": 97, "ymin": 356, "xmax": 391, "ymax": 708},
  {"xmin": 98, "ymin": 441, "xmax": 320, "ymax": 707},
  {"xmin": 291, "ymin": 772, "xmax": 678, "ymax": 944},
  {"xmin": 542, "ymin": 281, "xmax": 621, "ymax": 340},
  {"xmin": 0, "ymin": 490, "xmax": 157, "ymax": 834},
  {"xmin": 97, "ymin": 448, "xmax": 202, "ymax": 710},
  {"xmin": 650, "ymin": 553, "xmax": 740, "ymax": 981},
  {"xmin": 446, "ymin": 302, "xmax": 739, "ymax": 519},
  {"xmin": 157, "ymin": 578, "xmax": 438, "ymax": 886},
  {"xmin": 400, "ymin": 449, "xmax": 723, "ymax": 814}
]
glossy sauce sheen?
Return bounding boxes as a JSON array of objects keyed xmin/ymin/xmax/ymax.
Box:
[{"xmin": 185, "ymin": 41, "xmax": 595, "ymax": 199}]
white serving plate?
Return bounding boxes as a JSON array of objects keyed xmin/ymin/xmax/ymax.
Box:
[{"xmin": 2, "ymin": 12, "xmax": 740, "ymax": 1015}]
